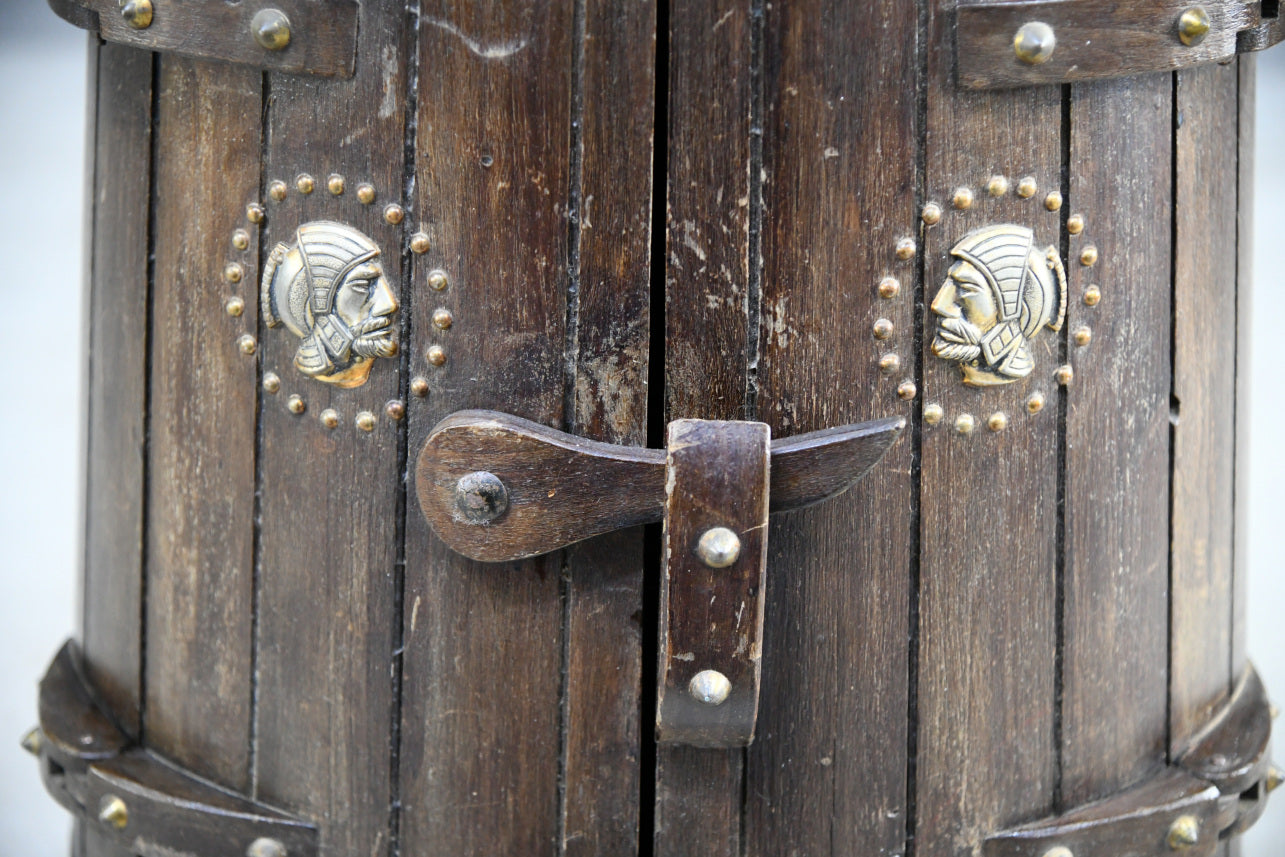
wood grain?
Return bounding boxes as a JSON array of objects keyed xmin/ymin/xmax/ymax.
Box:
[{"xmin": 1232, "ymin": 57, "xmax": 1254, "ymax": 679}]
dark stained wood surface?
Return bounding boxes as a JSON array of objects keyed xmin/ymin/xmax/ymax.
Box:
[{"xmin": 1232, "ymin": 57, "xmax": 1255, "ymax": 679}]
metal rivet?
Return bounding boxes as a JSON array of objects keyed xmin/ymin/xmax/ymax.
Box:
[
  {"xmin": 1055, "ymin": 364, "xmax": 1074, "ymax": 385},
  {"xmin": 922, "ymin": 203, "xmax": 942, "ymax": 225},
  {"xmin": 225, "ymin": 296, "xmax": 245, "ymax": 317},
  {"xmin": 246, "ymin": 203, "xmax": 265, "ymax": 223},
  {"xmin": 295, "ymin": 173, "xmax": 315, "ymax": 195},
  {"xmin": 120, "ymin": 0, "xmax": 153, "ymax": 29},
  {"xmin": 1167, "ymin": 815, "xmax": 1200, "ymax": 849},
  {"xmin": 20, "ymin": 728, "xmax": 42, "ymax": 757},
  {"xmin": 432, "ymin": 308, "xmax": 454, "ymax": 330},
  {"xmin": 455, "ymin": 471, "xmax": 509, "ymax": 524},
  {"xmin": 897, "ymin": 380, "xmax": 918, "ymax": 401},
  {"xmin": 252, "ymin": 9, "xmax": 292, "ymax": 51},
  {"xmin": 386, "ymin": 400, "xmax": 406, "ymax": 420},
  {"xmin": 262, "ymin": 372, "xmax": 281, "ymax": 394},
  {"xmin": 238, "ymin": 334, "xmax": 257, "ymax": 355},
  {"xmin": 952, "ymin": 187, "xmax": 974, "ymax": 210},
  {"xmin": 323, "ymin": 174, "xmax": 344, "ymax": 196},
  {"xmin": 1044, "ymin": 191, "xmax": 1063, "ymax": 212},
  {"xmin": 98, "ymin": 795, "xmax": 128, "ymax": 829},
  {"xmin": 224, "ymin": 263, "xmax": 244, "ymax": 284},
  {"xmin": 355, "ymin": 411, "xmax": 377, "ymax": 432},
  {"xmin": 1041, "ymin": 848, "xmax": 1073, "ymax": 857},
  {"xmin": 988, "ymin": 412, "xmax": 1009, "ymax": 432},
  {"xmin": 1084, "ymin": 285, "xmax": 1101, "ymax": 306},
  {"xmin": 1178, "ymin": 7, "xmax": 1211, "ymax": 46},
  {"xmin": 268, "ymin": 180, "xmax": 287, "ymax": 202},
  {"xmin": 320, "ymin": 409, "xmax": 339, "ymax": 429},
  {"xmin": 987, "ymin": 175, "xmax": 1009, "ymax": 197},
  {"xmin": 1026, "ymin": 392, "xmax": 1046, "ymax": 414},
  {"xmin": 1074, "ymin": 326, "xmax": 1092, "ymax": 347},
  {"xmin": 410, "ymin": 232, "xmax": 431, "ymax": 254},
  {"xmin": 1266, "ymin": 766, "xmax": 1283, "ymax": 794},
  {"xmin": 923, "ymin": 403, "xmax": 944, "ymax": 426},
  {"xmin": 689, "ymin": 669, "xmax": 732, "ymax": 706},
  {"xmin": 879, "ymin": 353, "xmax": 901, "ymax": 375},
  {"xmin": 895, "ymin": 237, "xmax": 916, "ymax": 260},
  {"xmin": 356, "ymin": 183, "xmax": 376, "ymax": 204},
  {"xmin": 426, "ymin": 345, "xmax": 446, "ymax": 366},
  {"xmin": 1271, "ymin": 703, "xmax": 1280, "ymax": 720},
  {"xmin": 1080, "ymin": 245, "xmax": 1099, "ymax": 266},
  {"xmin": 247, "ymin": 838, "xmax": 288, "ymax": 857},
  {"xmin": 955, "ymin": 413, "xmax": 976, "ymax": 435},
  {"xmin": 1017, "ymin": 177, "xmax": 1038, "ymax": 199},
  {"xmin": 1067, "ymin": 214, "xmax": 1085, "ymax": 235},
  {"xmin": 873, "ymin": 318, "xmax": 894, "ymax": 340},
  {"xmin": 286, "ymin": 394, "xmax": 305, "ymax": 415},
  {"xmin": 428, "ymin": 269, "xmax": 450, "ymax": 291},
  {"xmin": 410, "ymin": 376, "xmax": 430, "ymax": 397},
  {"xmin": 232, "ymin": 229, "xmax": 251, "ymax": 250},
  {"xmin": 878, "ymin": 277, "xmax": 900, "ymax": 299},
  {"xmin": 696, "ymin": 527, "xmax": 741, "ymax": 568},
  {"xmin": 384, "ymin": 204, "xmax": 405, "ymax": 225},
  {"xmin": 1015, "ymin": 21, "xmax": 1057, "ymax": 64}
]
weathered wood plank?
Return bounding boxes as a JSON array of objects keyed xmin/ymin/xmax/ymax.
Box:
[
  {"xmin": 1171, "ymin": 63, "xmax": 1239, "ymax": 755},
  {"xmin": 144, "ymin": 56, "xmax": 261, "ymax": 793},
  {"xmin": 746, "ymin": 0, "xmax": 917, "ymax": 852},
  {"xmin": 398, "ymin": 3, "xmax": 574, "ymax": 854},
  {"xmin": 1062, "ymin": 75, "xmax": 1172, "ymax": 807},
  {"xmin": 252, "ymin": 3, "xmax": 411, "ymax": 855}
]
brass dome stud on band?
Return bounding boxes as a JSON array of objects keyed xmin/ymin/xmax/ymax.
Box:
[
  {"xmin": 386, "ymin": 400, "xmax": 406, "ymax": 420},
  {"xmin": 232, "ymin": 228, "xmax": 251, "ymax": 250},
  {"xmin": 1178, "ymin": 6, "xmax": 1211, "ymax": 46},
  {"xmin": 295, "ymin": 174, "xmax": 315, "ymax": 195},
  {"xmin": 356, "ymin": 411, "xmax": 377, "ymax": 432},
  {"xmin": 384, "ymin": 204, "xmax": 405, "ymax": 225},
  {"xmin": 226, "ymin": 296, "xmax": 245, "ymax": 317},
  {"xmin": 923, "ymin": 403, "xmax": 944, "ymax": 426},
  {"xmin": 238, "ymin": 334, "xmax": 257, "ymax": 355},
  {"xmin": 98, "ymin": 795, "xmax": 128, "ymax": 830},
  {"xmin": 987, "ymin": 175, "xmax": 1009, "ymax": 197},
  {"xmin": 263, "ymin": 372, "xmax": 281, "ymax": 394},
  {"xmin": 922, "ymin": 203, "xmax": 942, "ymax": 226},
  {"xmin": 1067, "ymin": 213, "xmax": 1085, "ymax": 235},
  {"xmin": 121, "ymin": 0, "xmax": 152, "ymax": 29},
  {"xmin": 1014, "ymin": 21, "xmax": 1057, "ymax": 65},
  {"xmin": 432, "ymin": 308, "xmax": 454, "ymax": 330},
  {"xmin": 410, "ymin": 376, "xmax": 429, "ymax": 397},
  {"xmin": 1041, "ymin": 848, "xmax": 1073, "ymax": 857},
  {"xmin": 1026, "ymin": 392, "xmax": 1045, "ymax": 414},
  {"xmin": 1055, "ymin": 364, "xmax": 1074, "ymax": 385},
  {"xmin": 955, "ymin": 413, "xmax": 976, "ymax": 435},
  {"xmin": 873, "ymin": 318, "xmax": 894, "ymax": 340},
  {"xmin": 1167, "ymin": 815, "xmax": 1200, "ymax": 849},
  {"xmin": 356, "ymin": 183, "xmax": 376, "ymax": 204},
  {"xmin": 952, "ymin": 187, "xmax": 974, "ymax": 210},
  {"xmin": 411, "ymin": 232, "xmax": 431, "ymax": 254},
  {"xmin": 268, "ymin": 180, "xmax": 287, "ymax": 202},
  {"xmin": 1044, "ymin": 191, "xmax": 1063, "ymax": 212},
  {"xmin": 428, "ymin": 270, "xmax": 449, "ymax": 291},
  {"xmin": 287, "ymin": 394, "xmax": 306, "ymax": 414},
  {"xmin": 247, "ymin": 838, "xmax": 288, "ymax": 857},
  {"xmin": 689, "ymin": 669, "xmax": 732, "ymax": 706},
  {"xmin": 246, "ymin": 203, "xmax": 265, "ymax": 223},
  {"xmin": 696, "ymin": 527, "xmax": 741, "ymax": 568},
  {"xmin": 879, "ymin": 353, "xmax": 900, "ymax": 375},
  {"xmin": 878, "ymin": 277, "xmax": 900, "ymax": 299},
  {"xmin": 327, "ymin": 174, "xmax": 346, "ymax": 195},
  {"xmin": 895, "ymin": 237, "xmax": 916, "ymax": 260},
  {"xmin": 426, "ymin": 345, "xmax": 447, "ymax": 366},
  {"xmin": 1084, "ymin": 285, "xmax": 1101, "ymax": 306},
  {"xmin": 988, "ymin": 412, "xmax": 1008, "ymax": 432},
  {"xmin": 320, "ymin": 409, "xmax": 340, "ymax": 430},
  {"xmin": 897, "ymin": 381, "xmax": 917, "ymax": 401},
  {"xmin": 1017, "ymin": 176, "xmax": 1038, "ymax": 198},
  {"xmin": 252, "ymin": 9, "xmax": 292, "ymax": 52}
]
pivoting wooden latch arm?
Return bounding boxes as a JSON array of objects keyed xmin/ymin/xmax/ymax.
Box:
[{"xmin": 414, "ymin": 410, "xmax": 905, "ymax": 748}]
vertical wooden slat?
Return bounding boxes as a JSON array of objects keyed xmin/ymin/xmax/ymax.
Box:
[
  {"xmin": 916, "ymin": 5, "xmax": 1062, "ymax": 853},
  {"xmin": 144, "ymin": 57, "xmax": 261, "ymax": 792},
  {"xmin": 1171, "ymin": 64, "xmax": 1239, "ymax": 755},
  {"xmin": 657, "ymin": 0, "xmax": 753, "ymax": 853},
  {"xmin": 399, "ymin": 4, "xmax": 573, "ymax": 854},
  {"xmin": 746, "ymin": 0, "xmax": 916, "ymax": 853},
  {"xmin": 561, "ymin": 0, "xmax": 656, "ymax": 853},
  {"xmin": 1062, "ymin": 76, "xmax": 1172, "ymax": 807},
  {"xmin": 1232, "ymin": 57, "xmax": 1254, "ymax": 679},
  {"xmin": 81, "ymin": 41, "xmax": 151, "ymax": 740},
  {"xmin": 252, "ymin": 4, "xmax": 410, "ymax": 856}
]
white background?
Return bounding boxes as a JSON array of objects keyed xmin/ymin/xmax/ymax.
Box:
[{"xmin": 0, "ymin": 5, "xmax": 1280, "ymax": 855}]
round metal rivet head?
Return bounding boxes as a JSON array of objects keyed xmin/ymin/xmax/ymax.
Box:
[
  {"xmin": 1017, "ymin": 176, "xmax": 1038, "ymax": 198},
  {"xmin": 295, "ymin": 174, "xmax": 315, "ymax": 195},
  {"xmin": 921, "ymin": 203, "xmax": 942, "ymax": 226},
  {"xmin": 232, "ymin": 228, "xmax": 251, "ymax": 250},
  {"xmin": 879, "ymin": 353, "xmax": 901, "ymax": 375},
  {"xmin": 410, "ymin": 376, "xmax": 430, "ymax": 397},
  {"xmin": 878, "ymin": 277, "xmax": 900, "ymax": 299},
  {"xmin": 356, "ymin": 183, "xmax": 376, "ymax": 204},
  {"xmin": 326, "ymin": 174, "xmax": 346, "ymax": 195},
  {"xmin": 121, "ymin": 0, "xmax": 153, "ymax": 29},
  {"xmin": 386, "ymin": 400, "xmax": 406, "ymax": 420},
  {"xmin": 1074, "ymin": 326, "xmax": 1092, "ymax": 347},
  {"xmin": 238, "ymin": 334, "xmax": 257, "ymax": 355},
  {"xmin": 952, "ymin": 187, "xmax": 974, "ymax": 210},
  {"xmin": 1055, "ymin": 364, "xmax": 1074, "ymax": 385},
  {"xmin": 246, "ymin": 203, "xmax": 265, "ymax": 223},
  {"xmin": 384, "ymin": 204, "xmax": 405, "ymax": 225},
  {"xmin": 1041, "ymin": 848, "xmax": 1073, "ymax": 857},
  {"xmin": 1167, "ymin": 814, "xmax": 1200, "ymax": 849},
  {"xmin": 1266, "ymin": 765, "xmax": 1283, "ymax": 793},
  {"xmin": 873, "ymin": 318, "xmax": 894, "ymax": 340},
  {"xmin": 1080, "ymin": 245, "xmax": 1099, "ymax": 266},
  {"xmin": 268, "ymin": 180, "xmax": 287, "ymax": 202},
  {"xmin": 1067, "ymin": 213, "xmax": 1085, "ymax": 235},
  {"xmin": 987, "ymin": 175, "xmax": 1009, "ymax": 197},
  {"xmin": 225, "ymin": 296, "xmax": 245, "ymax": 317},
  {"xmin": 689, "ymin": 669, "xmax": 732, "ymax": 706},
  {"xmin": 432, "ymin": 308, "xmax": 454, "ymax": 330},
  {"xmin": 320, "ymin": 409, "xmax": 340, "ymax": 429},
  {"xmin": 455, "ymin": 471, "xmax": 510, "ymax": 524},
  {"xmin": 410, "ymin": 232, "xmax": 431, "ymax": 254},
  {"xmin": 1026, "ymin": 392, "xmax": 1046, "ymax": 414},
  {"xmin": 1044, "ymin": 190, "xmax": 1063, "ymax": 212},
  {"xmin": 426, "ymin": 345, "xmax": 447, "ymax": 366},
  {"xmin": 286, "ymin": 394, "xmax": 305, "ymax": 415},
  {"xmin": 98, "ymin": 795, "xmax": 128, "ymax": 830},
  {"xmin": 1084, "ymin": 285, "xmax": 1101, "ymax": 306},
  {"xmin": 1178, "ymin": 7, "xmax": 1211, "ymax": 46},
  {"xmin": 20, "ymin": 727, "xmax": 43, "ymax": 757},
  {"xmin": 923, "ymin": 403, "xmax": 944, "ymax": 426},
  {"xmin": 988, "ymin": 412, "xmax": 1008, "ymax": 432},
  {"xmin": 356, "ymin": 411, "xmax": 377, "ymax": 432},
  {"xmin": 262, "ymin": 372, "xmax": 281, "ymax": 394},
  {"xmin": 696, "ymin": 527, "xmax": 741, "ymax": 568},
  {"xmin": 252, "ymin": 9, "xmax": 292, "ymax": 51},
  {"xmin": 955, "ymin": 413, "xmax": 976, "ymax": 435},
  {"xmin": 428, "ymin": 269, "xmax": 450, "ymax": 291},
  {"xmin": 897, "ymin": 380, "xmax": 918, "ymax": 401},
  {"xmin": 247, "ymin": 838, "xmax": 288, "ymax": 857},
  {"xmin": 895, "ymin": 237, "xmax": 916, "ymax": 260},
  {"xmin": 1015, "ymin": 21, "xmax": 1057, "ymax": 64},
  {"xmin": 224, "ymin": 263, "xmax": 244, "ymax": 284}
]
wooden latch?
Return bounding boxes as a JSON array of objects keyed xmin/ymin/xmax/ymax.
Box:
[
  {"xmin": 46, "ymin": 0, "xmax": 358, "ymax": 78},
  {"xmin": 955, "ymin": 0, "xmax": 1285, "ymax": 89},
  {"xmin": 414, "ymin": 410, "xmax": 905, "ymax": 747}
]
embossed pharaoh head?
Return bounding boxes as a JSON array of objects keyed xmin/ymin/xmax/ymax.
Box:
[
  {"xmin": 261, "ymin": 221, "xmax": 399, "ymax": 388},
  {"xmin": 930, "ymin": 224, "xmax": 1066, "ymax": 387}
]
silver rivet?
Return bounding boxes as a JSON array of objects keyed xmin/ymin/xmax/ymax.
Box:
[
  {"xmin": 1015, "ymin": 21, "xmax": 1057, "ymax": 64},
  {"xmin": 689, "ymin": 669, "xmax": 732, "ymax": 706},
  {"xmin": 695, "ymin": 527, "xmax": 741, "ymax": 568},
  {"xmin": 455, "ymin": 471, "xmax": 509, "ymax": 525},
  {"xmin": 247, "ymin": 838, "xmax": 288, "ymax": 857}
]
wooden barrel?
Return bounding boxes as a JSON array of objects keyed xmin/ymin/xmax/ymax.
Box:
[{"xmin": 35, "ymin": 1, "xmax": 1279, "ymax": 855}]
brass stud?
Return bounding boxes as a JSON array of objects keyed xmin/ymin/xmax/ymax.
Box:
[
  {"xmin": 988, "ymin": 412, "xmax": 1009, "ymax": 432},
  {"xmin": 1067, "ymin": 213, "xmax": 1085, "ymax": 235},
  {"xmin": 321, "ymin": 174, "xmax": 343, "ymax": 196},
  {"xmin": 410, "ymin": 376, "xmax": 430, "ymax": 397},
  {"xmin": 356, "ymin": 183, "xmax": 376, "ymax": 204},
  {"xmin": 878, "ymin": 277, "xmax": 900, "ymax": 299},
  {"xmin": 262, "ymin": 372, "xmax": 281, "ymax": 394},
  {"xmin": 225, "ymin": 296, "xmax": 245, "ymax": 317},
  {"xmin": 428, "ymin": 269, "xmax": 449, "ymax": 291},
  {"xmin": 432, "ymin": 308, "xmax": 454, "ymax": 330},
  {"xmin": 238, "ymin": 334, "xmax": 257, "ymax": 355},
  {"xmin": 252, "ymin": 8, "xmax": 292, "ymax": 51},
  {"xmin": 897, "ymin": 381, "xmax": 918, "ymax": 401},
  {"xmin": 952, "ymin": 187, "xmax": 974, "ymax": 210},
  {"xmin": 384, "ymin": 204, "xmax": 405, "ymax": 225},
  {"xmin": 120, "ymin": 0, "xmax": 153, "ymax": 29},
  {"xmin": 1017, "ymin": 176, "xmax": 1038, "ymax": 199},
  {"xmin": 247, "ymin": 838, "xmax": 288, "ymax": 857},
  {"xmin": 268, "ymin": 180, "xmax": 287, "ymax": 202},
  {"xmin": 20, "ymin": 728, "xmax": 42, "ymax": 757},
  {"xmin": 955, "ymin": 413, "xmax": 976, "ymax": 435},
  {"xmin": 895, "ymin": 237, "xmax": 917, "ymax": 260},
  {"xmin": 246, "ymin": 203, "xmax": 265, "ymax": 224},
  {"xmin": 1084, "ymin": 285, "xmax": 1101, "ymax": 306},
  {"xmin": 1080, "ymin": 245, "xmax": 1099, "ymax": 266},
  {"xmin": 1055, "ymin": 364, "xmax": 1074, "ymax": 385},
  {"xmin": 356, "ymin": 411, "xmax": 377, "ymax": 432},
  {"xmin": 224, "ymin": 263, "xmax": 244, "ymax": 284},
  {"xmin": 696, "ymin": 527, "xmax": 741, "ymax": 568},
  {"xmin": 295, "ymin": 174, "xmax": 315, "ymax": 195},
  {"xmin": 1266, "ymin": 766, "xmax": 1283, "ymax": 794},
  {"xmin": 320, "ymin": 409, "xmax": 340, "ymax": 429},
  {"xmin": 689, "ymin": 669, "xmax": 732, "ymax": 706},
  {"xmin": 1026, "ymin": 392, "xmax": 1046, "ymax": 414},
  {"xmin": 1178, "ymin": 7, "xmax": 1211, "ymax": 46},
  {"xmin": 879, "ymin": 353, "xmax": 901, "ymax": 375},
  {"xmin": 1074, "ymin": 326, "xmax": 1092, "ymax": 347},
  {"xmin": 923, "ymin": 403, "xmax": 944, "ymax": 426},
  {"xmin": 410, "ymin": 232, "xmax": 431, "ymax": 254},
  {"xmin": 1167, "ymin": 815, "xmax": 1200, "ymax": 850},
  {"xmin": 232, "ymin": 229, "xmax": 251, "ymax": 251},
  {"xmin": 987, "ymin": 175, "xmax": 1009, "ymax": 197},
  {"xmin": 922, "ymin": 203, "xmax": 942, "ymax": 226},
  {"xmin": 1041, "ymin": 849, "xmax": 1073, "ymax": 857},
  {"xmin": 386, "ymin": 400, "xmax": 406, "ymax": 421},
  {"xmin": 873, "ymin": 318, "xmax": 894, "ymax": 340},
  {"xmin": 286, "ymin": 394, "xmax": 305, "ymax": 415},
  {"xmin": 1044, "ymin": 191, "xmax": 1063, "ymax": 212},
  {"xmin": 426, "ymin": 345, "xmax": 447, "ymax": 366},
  {"xmin": 98, "ymin": 795, "xmax": 128, "ymax": 830},
  {"xmin": 1014, "ymin": 21, "xmax": 1057, "ymax": 65}
]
